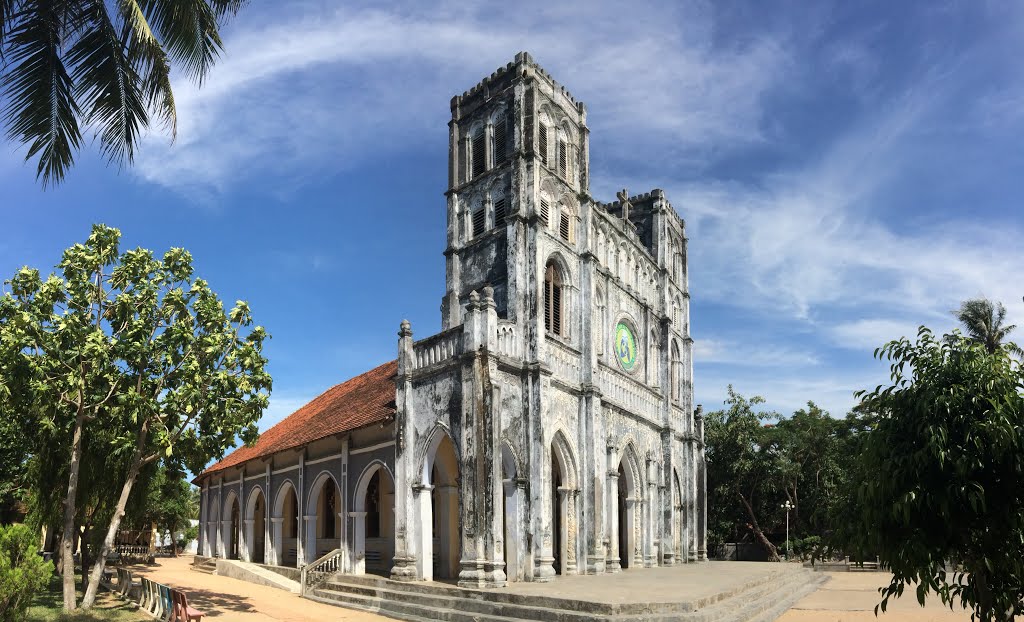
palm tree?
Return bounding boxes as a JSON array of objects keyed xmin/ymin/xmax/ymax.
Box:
[
  {"xmin": 953, "ymin": 298, "xmax": 1021, "ymax": 355},
  {"xmin": 1, "ymin": 1, "xmax": 244, "ymax": 186}
]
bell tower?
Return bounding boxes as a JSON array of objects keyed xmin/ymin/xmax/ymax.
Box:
[{"xmin": 441, "ymin": 52, "xmax": 590, "ymax": 335}]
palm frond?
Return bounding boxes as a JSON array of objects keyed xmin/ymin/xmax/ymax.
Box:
[
  {"xmin": 119, "ymin": 0, "xmax": 176, "ymax": 139},
  {"xmin": 2, "ymin": 0, "xmax": 83, "ymax": 186},
  {"xmin": 66, "ymin": 0, "xmax": 147, "ymax": 167},
  {"xmin": 0, "ymin": 0, "xmax": 22, "ymax": 54},
  {"xmin": 139, "ymin": 0, "xmax": 222, "ymax": 83}
]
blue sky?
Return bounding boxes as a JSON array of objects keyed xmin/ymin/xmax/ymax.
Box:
[{"xmin": 2, "ymin": 0, "xmax": 1022, "ymax": 436}]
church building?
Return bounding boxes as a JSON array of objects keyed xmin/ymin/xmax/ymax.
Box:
[{"xmin": 194, "ymin": 52, "xmax": 706, "ymax": 589}]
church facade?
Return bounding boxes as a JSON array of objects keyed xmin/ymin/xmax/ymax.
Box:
[{"xmin": 195, "ymin": 52, "xmax": 705, "ymax": 589}]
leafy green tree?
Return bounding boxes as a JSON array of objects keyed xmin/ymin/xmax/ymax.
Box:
[
  {"xmin": 772, "ymin": 403, "xmax": 860, "ymax": 539},
  {"xmin": 838, "ymin": 328, "xmax": 1024, "ymax": 620},
  {"xmin": 0, "ymin": 224, "xmax": 271, "ymax": 610},
  {"xmin": 0, "ymin": 1, "xmax": 244, "ymax": 186},
  {"xmin": 953, "ymin": 298, "xmax": 1021, "ymax": 355},
  {"xmin": 705, "ymin": 387, "xmax": 783, "ymax": 561},
  {"xmin": 0, "ymin": 523, "xmax": 53, "ymax": 622}
]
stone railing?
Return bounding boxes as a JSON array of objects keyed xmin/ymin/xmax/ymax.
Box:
[
  {"xmin": 413, "ymin": 328, "xmax": 463, "ymax": 370},
  {"xmin": 300, "ymin": 548, "xmax": 344, "ymax": 596},
  {"xmin": 496, "ymin": 321, "xmax": 520, "ymax": 359},
  {"xmin": 547, "ymin": 339, "xmax": 582, "ymax": 384},
  {"xmin": 598, "ymin": 366, "xmax": 661, "ymax": 422}
]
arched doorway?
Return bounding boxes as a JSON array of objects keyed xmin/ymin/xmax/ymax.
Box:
[
  {"xmin": 353, "ymin": 462, "xmax": 396, "ymax": 576},
  {"xmin": 223, "ymin": 493, "xmax": 240, "ymax": 560},
  {"xmin": 616, "ymin": 445, "xmax": 641, "ymax": 570},
  {"xmin": 245, "ymin": 488, "xmax": 266, "ymax": 563},
  {"xmin": 673, "ymin": 469, "xmax": 684, "ymax": 563},
  {"xmin": 501, "ymin": 443, "xmax": 521, "ymax": 582},
  {"xmin": 273, "ymin": 483, "xmax": 299, "ymax": 567},
  {"xmin": 305, "ymin": 472, "xmax": 342, "ymax": 562},
  {"xmin": 420, "ymin": 430, "xmax": 460, "ymax": 581},
  {"xmin": 549, "ymin": 431, "xmax": 578, "ymax": 577},
  {"xmin": 552, "ymin": 451, "xmax": 563, "ymax": 574}
]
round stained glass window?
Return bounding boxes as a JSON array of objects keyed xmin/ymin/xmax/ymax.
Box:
[{"xmin": 615, "ymin": 322, "xmax": 639, "ymax": 372}]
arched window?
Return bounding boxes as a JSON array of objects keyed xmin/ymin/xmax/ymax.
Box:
[
  {"xmin": 595, "ymin": 287, "xmax": 606, "ymax": 355},
  {"xmin": 538, "ymin": 124, "xmax": 549, "ymax": 166},
  {"xmin": 544, "ymin": 261, "xmax": 564, "ymax": 337},
  {"xmin": 557, "ymin": 134, "xmax": 569, "ymax": 179},
  {"xmin": 558, "ymin": 204, "xmax": 573, "ymax": 242},
  {"xmin": 471, "ymin": 127, "xmax": 486, "ymax": 179},
  {"xmin": 493, "ymin": 116, "xmax": 509, "ymax": 165},
  {"xmin": 670, "ymin": 340, "xmax": 681, "ymax": 402}
]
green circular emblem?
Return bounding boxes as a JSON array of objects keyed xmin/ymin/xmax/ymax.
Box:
[{"xmin": 615, "ymin": 322, "xmax": 638, "ymax": 372}]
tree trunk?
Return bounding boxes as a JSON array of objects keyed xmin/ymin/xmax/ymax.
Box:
[
  {"xmin": 738, "ymin": 493, "xmax": 781, "ymax": 562},
  {"xmin": 80, "ymin": 422, "xmax": 149, "ymax": 609},
  {"xmin": 60, "ymin": 414, "xmax": 87, "ymax": 611}
]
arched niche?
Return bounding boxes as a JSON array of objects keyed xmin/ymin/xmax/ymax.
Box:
[
  {"xmin": 272, "ymin": 481, "xmax": 299, "ymax": 567},
  {"xmin": 418, "ymin": 428, "xmax": 461, "ymax": 581},
  {"xmin": 352, "ymin": 461, "xmax": 396, "ymax": 576},
  {"xmin": 222, "ymin": 491, "xmax": 241, "ymax": 560},
  {"xmin": 245, "ymin": 486, "xmax": 267, "ymax": 564},
  {"xmin": 305, "ymin": 471, "xmax": 342, "ymax": 562}
]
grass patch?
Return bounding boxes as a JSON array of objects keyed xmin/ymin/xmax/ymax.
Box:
[{"xmin": 25, "ymin": 574, "xmax": 147, "ymax": 622}]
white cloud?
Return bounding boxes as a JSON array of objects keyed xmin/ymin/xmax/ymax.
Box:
[
  {"xmin": 694, "ymin": 338, "xmax": 819, "ymax": 366},
  {"xmin": 133, "ymin": 1, "xmax": 792, "ymax": 194}
]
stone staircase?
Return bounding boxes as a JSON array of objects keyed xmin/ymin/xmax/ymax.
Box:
[
  {"xmin": 190, "ymin": 557, "xmax": 217, "ymax": 575},
  {"xmin": 306, "ymin": 565, "xmax": 828, "ymax": 622}
]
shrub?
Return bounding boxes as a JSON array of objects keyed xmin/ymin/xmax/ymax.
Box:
[{"xmin": 0, "ymin": 524, "xmax": 53, "ymax": 622}]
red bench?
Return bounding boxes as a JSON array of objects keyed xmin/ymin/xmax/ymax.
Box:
[{"xmin": 171, "ymin": 590, "xmax": 206, "ymax": 622}]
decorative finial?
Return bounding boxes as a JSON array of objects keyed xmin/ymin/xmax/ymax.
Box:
[
  {"xmin": 399, "ymin": 319, "xmax": 412, "ymax": 337},
  {"xmin": 694, "ymin": 404, "xmax": 704, "ymax": 419}
]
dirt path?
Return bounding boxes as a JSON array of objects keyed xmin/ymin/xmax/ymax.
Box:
[{"xmin": 126, "ymin": 556, "xmax": 389, "ymax": 622}]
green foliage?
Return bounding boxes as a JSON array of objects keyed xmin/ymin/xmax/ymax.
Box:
[
  {"xmin": 0, "ymin": 1, "xmax": 245, "ymax": 186},
  {"xmin": 705, "ymin": 387, "xmax": 782, "ymax": 560},
  {"xmin": 0, "ymin": 224, "xmax": 271, "ymax": 608},
  {"xmin": 0, "ymin": 524, "xmax": 53, "ymax": 622},
  {"xmin": 706, "ymin": 389, "xmax": 864, "ymax": 561},
  {"xmin": 837, "ymin": 327, "xmax": 1024, "ymax": 620}
]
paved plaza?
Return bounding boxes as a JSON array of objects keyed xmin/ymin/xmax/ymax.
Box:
[
  {"xmin": 779, "ymin": 571, "xmax": 973, "ymax": 622},
  {"xmin": 129, "ymin": 556, "xmax": 975, "ymax": 621}
]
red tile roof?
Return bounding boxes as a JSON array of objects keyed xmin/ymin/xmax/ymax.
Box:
[{"xmin": 198, "ymin": 360, "xmax": 397, "ymax": 480}]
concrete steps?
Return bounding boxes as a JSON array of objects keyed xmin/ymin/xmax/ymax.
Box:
[
  {"xmin": 216, "ymin": 559, "xmax": 301, "ymax": 593},
  {"xmin": 190, "ymin": 557, "xmax": 217, "ymax": 575},
  {"xmin": 305, "ymin": 565, "xmax": 828, "ymax": 622}
]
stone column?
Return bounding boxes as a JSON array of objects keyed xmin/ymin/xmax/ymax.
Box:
[
  {"xmin": 606, "ymin": 468, "xmax": 621, "ymax": 573},
  {"xmin": 391, "ymin": 320, "xmax": 419, "ymax": 582},
  {"xmin": 270, "ymin": 518, "xmax": 283, "ymax": 566},
  {"xmin": 199, "ymin": 485, "xmax": 208, "ymax": 556},
  {"xmin": 297, "ymin": 454, "xmax": 306, "ymax": 566},
  {"xmin": 646, "ymin": 460, "xmax": 659, "ymax": 567},
  {"xmin": 349, "ymin": 511, "xmax": 367, "ymax": 574},
  {"xmin": 242, "ymin": 520, "xmax": 254, "ymax": 562},
  {"xmin": 264, "ymin": 464, "xmax": 272, "ymax": 565},
  {"xmin": 303, "ymin": 515, "xmax": 316, "ymax": 563},
  {"xmin": 219, "ymin": 519, "xmax": 231, "ymax": 559},
  {"xmin": 413, "ymin": 484, "xmax": 434, "ymax": 580},
  {"xmin": 626, "ymin": 498, "xmax": 640, "ymax": 567}
]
